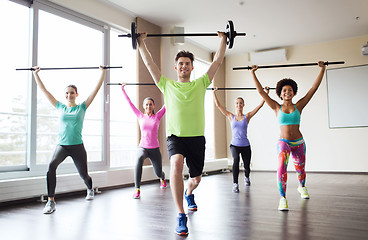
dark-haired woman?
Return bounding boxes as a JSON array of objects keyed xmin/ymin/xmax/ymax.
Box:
[
  {"xmin": 121, "ymin": 83, "xmax": 167, "ymax": 199},
  {"xmin": 32, "ymin": 66, "xmax": 107, "ymax": 214},
  {"xmin": 250, "ymin": 61, "xmax": 326, "ymax": 211}
]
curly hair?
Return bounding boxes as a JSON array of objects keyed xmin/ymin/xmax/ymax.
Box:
[
  {"xmin": 276, "ymin": 78, "xmax": 298, "ymax": 100},
  {"xmin": 175, "ymin": 50, "xmax": 194, "ymax": 64}
]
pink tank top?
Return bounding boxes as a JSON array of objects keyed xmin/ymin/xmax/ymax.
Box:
[{"xmin": 122, "ymin": 88, "xmax": 165, "ymax": 148}]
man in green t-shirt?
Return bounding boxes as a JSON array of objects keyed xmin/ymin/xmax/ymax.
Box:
[{"xmin": 137, "ymin": 31, "xmax": 227, "ymax": 236}]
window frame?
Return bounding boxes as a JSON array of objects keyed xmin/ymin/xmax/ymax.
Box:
[
  {"xmin": 0, "ymin": 0, "xmax": 33, "ymax": 173},
  {"xmin": 29, "ymin": 1, "xmax": 109, "ymax": 175}
]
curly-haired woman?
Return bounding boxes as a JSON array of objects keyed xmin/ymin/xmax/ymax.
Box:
[{"xmin": 250, "ymin": 61, "xmax": 326, "ymax": 211}]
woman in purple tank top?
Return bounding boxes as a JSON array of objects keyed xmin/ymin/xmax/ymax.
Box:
[{"xmin": 213, "ymin": 87, "xmax": 268, "ymax": 193}]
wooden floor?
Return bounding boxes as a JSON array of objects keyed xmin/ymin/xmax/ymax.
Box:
[{"xmin": 0, "ymin": 171, "xmax": 367, "ymax": 240}]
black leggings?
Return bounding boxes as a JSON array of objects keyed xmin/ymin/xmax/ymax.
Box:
[
  {"xmin": 135, "ymin": 147, "xmax": 165, "ymax": 188},
  {"xmin": 47, "ymin": 144, "xmax": 92, "ymax": 197},
  {"xmin": 230, "ymin": 144, "xmax": 252, "ymax": 184}
]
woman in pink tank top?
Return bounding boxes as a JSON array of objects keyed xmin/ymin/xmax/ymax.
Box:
[{"xmin": 121, "ymin": 83, "xmax": 167, "ymax": 199}]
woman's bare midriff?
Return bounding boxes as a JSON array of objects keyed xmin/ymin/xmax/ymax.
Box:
[{"xmin": 279, "ymin": 125, "xmax": 302, "ymax": 140}]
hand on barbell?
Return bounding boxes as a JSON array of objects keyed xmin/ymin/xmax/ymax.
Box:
[
  {"xmin": 213, "ymin": 87, "xmax": 219, "ymax": 92},
  {"xmin": 250, "ymin": 65, "xmax": 258, "ymax": 72},
  {"xmin": 138, "ymin": 32, "xmax": 148, "ymax": 40},
  {"xmin": 121, "ymin": 82, "xmax": 127, "ymax": 91},
  {"xmin": 32, "ymin": 66, "xmax": 41, "ymax": 73},
  {"xmin": 264, "ymin": 86, "xmax": 270, "ymax": 94},
  {"xmin": 318, "ymin": 61, "xmax": 326, "ymax": 68},
  {"xmin": 217, "ymin": 31, "xmax": 226, "ymax": 39},
  {"xmin": 99, "ymin": 65, "xmax": 109, "ymax": 71}
]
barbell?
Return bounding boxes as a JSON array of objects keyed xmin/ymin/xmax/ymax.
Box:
[
  {"xmin": 16, "ymin": 66, "xmax": 122, "ymax": 71},
  {"xmin": 118, "ymin": 20, "xmax": 246, "ymax": 50},
  {"xmin": 233, "ymin": 61, "xmax": 345, "ymax": 70},
  {"xmin": 107, "ymin": 83, "xmax": 274, "ymax": 91}
]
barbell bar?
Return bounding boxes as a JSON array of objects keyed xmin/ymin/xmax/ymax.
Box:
[
  {"xmin": 233, "ymin": 61, "xmax": 345, "ymax": 70},
  {"xmin": 16, "ymin": 66, "xmax": 123, "ymax": 71},
  {"xmin": 107, "ymin": 83, "xmax": 154, "ymax": 85},
  {"xmin": 107, "ymin": 83, "xmax": 274, "ymax": 91},
  {"xmin": 118, "ymin": 21, "xmax": 246, "ymax": 50}
]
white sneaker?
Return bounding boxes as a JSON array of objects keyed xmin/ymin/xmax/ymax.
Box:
[
  {"xmin": 43, "ymin": 200, "xmax": 56, "ymax": 214},
  {"xmin": 232, "ymin": 183, "xmax": 239, "ymax": 193},
  {"xmin": 278, "ymin": 197, "xmax": 289, "ymax": 211},
  {"xmin": 297, "ymin": 186, "xmax": 310, "ymax": 199},
  {"xmin": 85, "ymin": 188, "xmax": 94, "ymax": 200}
]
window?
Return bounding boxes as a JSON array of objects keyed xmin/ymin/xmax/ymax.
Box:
[
  {"xmin": 109, "ymin": 28, "xmax": 138, "ymax": 168},
  {"xmin": 191, "ymin": 59, "xmax": 214, "ymax": 160},
  {"xmin": 0, "ymin": 0, "xmax": 143, "ymax": 178},
  {"xmin": 0, "ymin": 0, "xmax": 115, "ymax": 177},
  {"xmin": 36, "ymin": 9, "xmax": 104, "ymax": 165},
  {"xmin": 0, "ymin": 0, "xmax": 31, "ymax": 170}
]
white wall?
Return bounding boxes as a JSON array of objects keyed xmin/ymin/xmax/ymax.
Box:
[
  {"xmin": 160, "ymin": 26, "xmax": 212, "ymax": 80},
  {"xmin": 225, "ymin": 35, "xmax": 368, "ymax": 172},
  {"xmin": 50, "ymin": 0, "xmax": 135, "ymax": 30}
]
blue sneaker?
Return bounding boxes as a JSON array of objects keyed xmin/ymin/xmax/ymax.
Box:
[
  {"xmin": 175, "ymin": 213, "xmax": 188, "ymax": 236},
  {"xmin": 184, "ymin": 189, "xmax": 197, "ymax": 211}
]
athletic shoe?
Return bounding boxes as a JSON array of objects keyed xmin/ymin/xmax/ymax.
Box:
[
  {"xmin": 297, "ymin": 186, "xmax": 310, "ymax": 199},
  {"xmin": 43, "ymin": 200, "xmax": 56, "ymax": 214},
  {"xmin": 160, "ymin": 179, "xmax": 167, "ymax": 189},
  {"xmin": 233, "ymin": 183, "xmax": 239, "ymax": 193},
  {"xmin": 278, "ymin": 197, "xmax": 289, "ymax": 211},
  {"xmin": 245, "ymin": 177, "xmax": 251, "ymax": 186},
  {"xmin": 175, "ymin": 213, "xmax": 188, "ymax": 236},
  {"xmin": 133, "ymin": 189, "xmax": 140, "ymax": 199},
  {"xmin": 184, "ymin": 189, "xmax": 197, "ymax": 211},
  {"xmin": 85, "ymin": 188, "xmax": 94, "ymax": 200}
]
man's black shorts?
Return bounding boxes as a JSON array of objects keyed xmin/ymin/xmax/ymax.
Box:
[{"xmin": 167, "ymin": 135, "xmax": 206, "ymax": 178}]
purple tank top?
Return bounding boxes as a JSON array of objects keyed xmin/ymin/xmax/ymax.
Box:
[{"xmin": 231, "ymin": 115, "xmax": 250, "ymax": 147}]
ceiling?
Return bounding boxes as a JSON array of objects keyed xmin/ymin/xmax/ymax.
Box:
[{"xmin": 104, "ymin": 0, "xmax": 368, "ymax": 55}]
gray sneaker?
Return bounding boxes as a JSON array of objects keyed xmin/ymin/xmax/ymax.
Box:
[
  {"xmin": 233, "ymin": 183, "xmax": 239, "ymax": 193},
  {"xmin": 245, "ymin": 177, "xmax": 251, "ymax": 186},
  {"xmin": 85, "ymin": 188, "xmax": 94, "ymax": 200},
  {"xmin": 43, "ymin": 200, "xmax": 56, "ymax": 214}
]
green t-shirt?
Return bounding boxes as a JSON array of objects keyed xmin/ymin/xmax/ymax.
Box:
[
  {"xmin": 157, "ymin": 74, "xmax": 211, "ymax": 137},
  {"xmin": 57, "ymin": 101, "xmax": 86, "ymax": 145}
]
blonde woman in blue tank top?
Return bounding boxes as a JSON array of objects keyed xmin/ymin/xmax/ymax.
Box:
[
  {"xmin": 32, "ymin": 66, "xmax": 107, "ymax": 214},
  {"xmin": 213, "ymin": 87, "xmax": 268, "ymax": 193},
  {"xmin": 250, "ymin": 61, "xmax": 326, "ymax": 211}
]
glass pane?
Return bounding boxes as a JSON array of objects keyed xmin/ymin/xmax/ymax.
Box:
[
  {"xmin": 0, "ymin": 0, "xmax": 30, "ymax": 167},
  {"xmin": 109, "ymin": 28, "xmax": 138, "ymax": 168},
  {"xmin": 36, "ymin": 10, "xmax": 104, "ymax": 165},
  {"xmin": 191, "ymin": 59, "xmax": 214, "ymax": 160}
]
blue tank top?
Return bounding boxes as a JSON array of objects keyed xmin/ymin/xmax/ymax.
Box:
[
  {"xmin": 231, "ymin": 115, "xmax": 250, "ymax": 147},
  {"xmin": 278, "ymin": 104, "xmax": 301, "ymax": 126}
]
